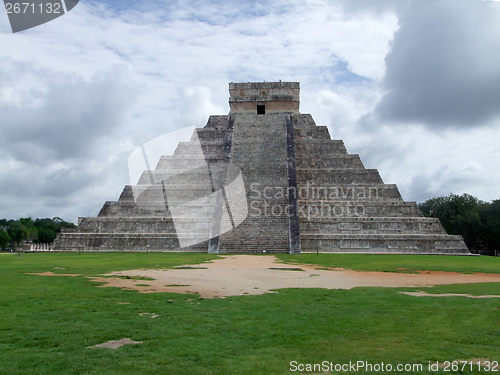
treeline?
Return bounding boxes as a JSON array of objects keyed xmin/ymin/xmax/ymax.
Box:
[
  {"xmin": 0, "ymin": 217, "xmax": 76, "ymax": 250},
  {"xmin": 418, "ymin": 194, "xmax": 500, "ymax": 256},
  {"xmin": 1, "ymin": 196, "xmax": 498, "ymax": 255}
]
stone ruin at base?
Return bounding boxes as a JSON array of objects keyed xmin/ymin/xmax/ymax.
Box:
[{"xmin": 54, "ymin": 82, "xmax": 470, "ymax": 254}]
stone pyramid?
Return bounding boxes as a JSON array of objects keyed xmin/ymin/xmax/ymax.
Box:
[{"xmin": 54, "ymin": 82, "xmax": 470, "ymax": 254}]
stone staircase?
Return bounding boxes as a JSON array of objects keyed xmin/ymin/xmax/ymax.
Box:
[{"xmin": 218, "ymin": 114, "xmax": 291, "ymax": 253}]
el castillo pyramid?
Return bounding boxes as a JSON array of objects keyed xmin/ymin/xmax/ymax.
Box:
[{"xmin": 54, "ymin": 82, "xmax": 470, "ymax": 254}]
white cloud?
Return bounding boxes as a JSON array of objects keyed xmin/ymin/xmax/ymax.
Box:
[
  {"xmin": 0, "ymin": 0, "xmax": 498, "ymax": 223},
  {"xmin": 0, "ymin": 61, "xmax": 137, "ymax": 162}
]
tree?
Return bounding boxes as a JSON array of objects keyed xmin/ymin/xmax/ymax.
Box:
[
  {"xmin": 419, "ymin": 193, "xmax": 500, "ymax": 255},
  {"xmin": 19, "ymin": 217, "xmax": 38, "ymax": 242},
  {"xmin": 0, "ymin": 229, "xmax": 10, "ymax": 250},
  {"xmin": 33, "ymin": 217, "xmax": 75, "ymax": 243},
  {"xmin": 35, "ymin": 227, "xmax": 58, "ymax": 243},
  {"xmin": 0, "ymin": 217, "xmax": 76, "ymax": 248},
  {"xmin": 478, "ymin": 199, "xmax": 500, "ymax": 255},
  {"xmin": 6, "ymin": 221, "xmax": 29, "ymax": 247}
]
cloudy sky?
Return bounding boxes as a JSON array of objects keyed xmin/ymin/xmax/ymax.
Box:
[{"xmin": 1, "ymin": 0, "xmax": 499, "ymax": 223}]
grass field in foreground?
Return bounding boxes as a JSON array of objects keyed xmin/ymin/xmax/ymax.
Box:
[
  {"xmin": 0, "ymin": 253, "xmax": 499, "ymax": 375},
  {"xmin": 277, "ymin": 253, "xmax": 500, "ymax": 274}
]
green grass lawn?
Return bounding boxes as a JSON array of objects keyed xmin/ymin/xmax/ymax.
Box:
[
  {"xmin": 0, "ymin": 253, "xmax": 499, "ymax": 374},
  {"xmin": 277, "ymin": 253, "xmax": 500, "ymax": 274}
]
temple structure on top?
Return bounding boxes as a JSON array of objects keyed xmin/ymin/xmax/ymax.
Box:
[{"xmin": 54, "ymin": 82, "xmax": 470, "ymax": 254}]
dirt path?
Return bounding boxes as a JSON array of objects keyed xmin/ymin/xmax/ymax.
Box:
[
  {"xmin": 87, "ymin": 255, "xmax": 500, "ymax": 298},
  {"xmin": 400, "ymin": 291, "xmax": 500, "ymax": 298}
]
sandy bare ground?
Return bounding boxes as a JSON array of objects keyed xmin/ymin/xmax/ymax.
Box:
[
  {"xmin": 86, "ymin": 255, "xmax": 500, "ymax": 298},
  {"xmin": 400, "ymin": 291, "xmax": 500, "ymax": 298},
  {"xmin": 26, "ymin": 271, "xmax": 81, "ymax": 277},
  {"xmin": 88, "ymin": 338, "xmax": 142, "ymax": 349}
]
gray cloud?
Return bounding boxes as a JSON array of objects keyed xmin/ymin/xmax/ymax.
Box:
[
  {"xmin": 375, "ymin": 0, "xmax": 500, "ymax": 128},
  {"xmin": 405, "ymin": 162, "xmax": 487, "ymax": 204},
  {"xmin": 0, "ymin": 61, "xmax": 138, "ymax": 221},
  {"xmin": 0, "ymin": 61, "xmax": 138, "ymax": 164}
]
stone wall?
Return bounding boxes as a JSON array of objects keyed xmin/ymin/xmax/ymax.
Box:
[{"xmin": 229, "ymin": 82, "xmax": 300, "ymax": 114}]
